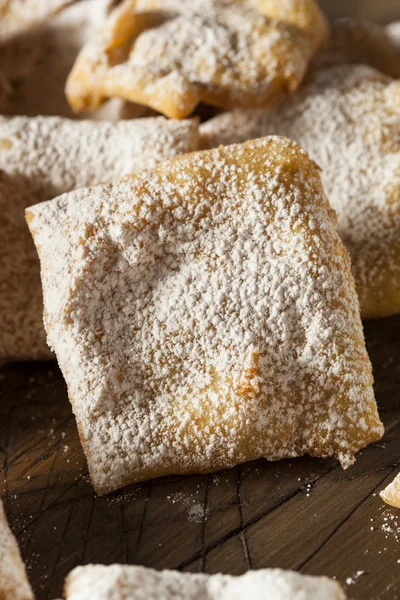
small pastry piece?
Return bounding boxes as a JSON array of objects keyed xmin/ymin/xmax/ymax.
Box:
[
  {"xmin": 201, "ymin": 65, "xmax": 400, "ymax": 319},
  {"xmin": 0, "ymin": 0, "xmax": 72, "ymax": 41},
  {"xmin": 64, "ymin": 565, "xmax": 346, "ymax": 600},
  {"xmin": 380, "ymin": 473, "xmax": 400, "ymax": 508},
  {"xmin": 27, "ymin": 137, "xmax": 383, "ymax": 495},
  {"xmin": 0, "ymin": 0, "xmax": 146, "ymax": 120},
  {"xmin": 66, "ymin": 0, "xmax": 329, "ymax": 119},
  {"xmin": 313, "ymin": 18, "xmax": 400, "ymax": 78},
  {"xmin": 0, "ymin": 499, "xmax": 34, "ymax": 600},
  {"xmin": 0, "ymin": 115, "xmax": 199, "ymax": 363}
]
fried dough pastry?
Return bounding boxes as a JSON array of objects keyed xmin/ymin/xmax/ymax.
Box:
[
  {"xmin": 201, "ymin": 65, "xmax": 400, "ymax": 319},
  {"xmin": 0, "ymin": 0, "xmax": 72, "ymax": 41},
  {"xmin": 0, "ymin": 0, "xmax": 147, "ymax": 120},
  {"xmin": 0, "ymin": 115, "xmax": 199, "ymax": 363},
  {"xmin": 64, "ymin": 565, "xmax": 346, "ymax": 600},
  {"xmin": 27, "ymin": 137, "xmax": 383, "ymax": 495},
  {"xmin": 66, "ymin": 0, "xmax": 329, "ymax": 119},
  {"xmin": 313, "ymin": 18, "xmax": 400, "ymax": 78},
  {"xmin": 380, "ymin": 473, "xmax": 400, "ymax": 508},
  {"xmin": 0, "ymin": 499, "xmax": 34, "ymax": 600}
]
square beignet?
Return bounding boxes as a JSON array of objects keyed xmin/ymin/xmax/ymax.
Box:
[
  {"xmin": 0, "ymin": 115, "xmax": 199, "ymax": 363},
  {"xmin": 0, "ymin": 500, "xmax": 33, "ymax": 600},
  {"xmin": 27, "ymin": 137, "xmax": 383, "ymax": 495},
  {"xmin": 66, "ymin": 0, "xmax": 329, "ymax": 118}
]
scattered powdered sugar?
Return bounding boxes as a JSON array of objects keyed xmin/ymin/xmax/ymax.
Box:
[
  {"xmin": 0, "ymin": 499, "xmax": 34, "ymax": 600},
  {"xmin": 201, "ymin": 64, "xmax": 400, "ymax": 319},
  {"xmin": 64, "ymin": 564, "xmax": 345, "ymax": 600},
  {"xmin": 380, "ymin": 473, "xmax": 400, "ymax": 509},
  {"xmin": 381, "ymin": 512, "xmax": 400, "ymax": 542},
  {"xmin": 166, "ymin": 492, "xmax": 205, "ymax": 522},
  {"xmin": 28, "ymin": 136, "xmax": 383, "ymax": 495},
  {"xmin": 0, "ymin": 115, "xmax": 198, "ymax": 363},
  {"xmin": 66, "ymin": 0, "xmax": 328, "ymax": 117}
]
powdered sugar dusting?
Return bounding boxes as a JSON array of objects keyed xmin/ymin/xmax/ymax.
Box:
[
  {"xmin": 28, "ymin": 136, "xmax": 383, "ymax": 495},
  {"xmin": 66, "ymin": 0, "xmax": 328, "ymax": 117},
  {"xmin": 0, "ymin": 115, "xmax": 199, "ymax": 363},
  {"xmin": 64, "ymin": 564, "xmax": 345, "ymax": 600},
  {"xmin": 201, "ymin": 64, "xmax": 400, "ymax": 318},
  {"xmin": 0, "ymin": 499, "xmax": 34, "ymax": 600}
]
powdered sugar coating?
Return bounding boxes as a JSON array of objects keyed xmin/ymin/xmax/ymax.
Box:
[
  {"xmin": 28, "ymin": 136, "xmax": 383, "ymax": 495},
  {"xmin": 380, "ymin": 473, "xmax": 400, "ymax": 508},
  {"xmin": 64, "ymin": 564, "xmax": 346, "ymax": 600},
  {"xmin": 0, "ymin": 0, "xmax": 71, "ymax": 41},
  {"xmin": 0, "ymin": 115, "xmax": 199, "ymax": 363},
  {"xmin": 0, "ymin": 499, "xmax": 34, "ymax": 600},
  {"xmin": 201, "ymin": 65, "xmax": 400, "ymax": 319},
  {"xmin": 66, "ymin": 0, "xmax": 328, "ymax": 118}
]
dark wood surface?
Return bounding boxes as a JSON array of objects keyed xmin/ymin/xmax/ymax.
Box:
[{"xmin": 0, "ymin": 316, "xmax": 399, "ymax": 600}]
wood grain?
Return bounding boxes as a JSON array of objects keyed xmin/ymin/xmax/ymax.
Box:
[{"xmin": 0, "ymin": 316, "xmax": 399, "ymax": 600}]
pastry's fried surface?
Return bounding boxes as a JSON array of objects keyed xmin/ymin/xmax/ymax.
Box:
[
  {"xmin": 66, "ymin": 0, "xmax": 329, "ymax": 118},
  {"xmin": 380, "ymin": 473, "xmax": 400, "ymax": 508},
  {"xmin": 0, "ymin": 0, "xmax": 72, "ymax": 41},
  {"xmin": 0, "ymin": 499, "xmax": 34, "ymax": 600},
  {"xmin": 201, "ymin": 65, "xmax": 400, "ymax": 319},
  {"xmin": 64, "ymin": 565, "xmax": 346, "ymax": 600},
  {"xmin": 0, "ymin": 115, "xmax": 199, "ymax": 363},
  {"xmin": 28, "ymin": 137, "xmax": 383, "ymax": 495}
]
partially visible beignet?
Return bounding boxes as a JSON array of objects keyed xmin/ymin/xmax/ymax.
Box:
[
  {"xmin": 64, "ymin": 565, "xmax": 346, "ymax": 600},
  {"xmin": 201, "ymin": 65, "xmax": 400, "ymax": 319},
  {"xmin": 0, "ymin": 115, "xmax": 199, "ymax": 363},
  {"xmin": 66, "ymin": 0, "xmax": 329, "ymax": 118},
  {"xmin": 0, "ymin": 499, "xmax": 34, "ymax": 600}
]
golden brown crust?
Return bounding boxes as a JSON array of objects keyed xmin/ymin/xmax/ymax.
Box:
[
  {"xmin": 66, "ymin": 0, "xmax": 329, "ymax": 118},
  {"xmin": 380, "ymin": 473, "xmax": 400, "ymax": 508}
]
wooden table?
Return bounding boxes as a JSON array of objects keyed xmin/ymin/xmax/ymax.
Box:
[{"xmin": 1, "ymin": 316, "xmax": 399, "ymax": 600}]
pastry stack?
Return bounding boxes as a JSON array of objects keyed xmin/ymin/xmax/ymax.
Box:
[{"xmin": 1, "ymin": 1, "xmax": 399, "ymax": 598}]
